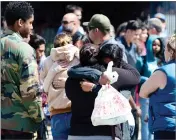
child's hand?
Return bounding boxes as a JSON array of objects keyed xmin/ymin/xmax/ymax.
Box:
[
  {"xmin": 51, "ymin": 62, "xmax": 67, "ymax": 71},
  {"xmin": 58, "ymin": 60, "xmax": 69, "ymax": 68},
  {"xmin": 52, "ymin": 78, "xmax": 67, "ymax": 89},
  {"xmin": 64, "ymin": 50, "xmax": 74, "ymax": 62},
  {"xmin": 64, "ymin": 45, "xmax": 78, "ymax": 61}
]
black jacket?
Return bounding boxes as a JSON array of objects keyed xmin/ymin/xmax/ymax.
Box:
[
  {"xmin": 68, "ymin": 61, "xmax": 140, "ymax": 91},
  {"xmin": 65, "ymin": 61, "xmax": 140, "ymax": 136},
  {"xmin": 65, "ymin": 64, "xmax": 112, "ymax": 136}
]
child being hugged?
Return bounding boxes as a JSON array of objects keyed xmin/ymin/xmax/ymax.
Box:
[{"xmin": 42, "ymin": 32, "xmax": 79, "ymax": 140}]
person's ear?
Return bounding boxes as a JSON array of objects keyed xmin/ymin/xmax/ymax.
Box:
[
  {"xmin": 94, "ymin": 28, "xmax": 99, "ymax": 33},
  {"xmin": 16, "ymin": 19, "xmax": 24, "ymax": 27}
]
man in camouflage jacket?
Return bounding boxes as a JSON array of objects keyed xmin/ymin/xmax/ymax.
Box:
[{"xmin": 1, "ymin": 2, "xmax": 44, "ymax": 139}]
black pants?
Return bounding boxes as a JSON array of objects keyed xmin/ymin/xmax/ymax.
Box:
[
  {"xmin": 154, "ymin": 131, "xmax": 175, "ymax": 140},
  {"xmin": 36, "ymin": 119, "xmax": 48, "ymax": 140},
  {"xmin": 1, "ymin": 129, "xmax": 33, "ymax": 140}
]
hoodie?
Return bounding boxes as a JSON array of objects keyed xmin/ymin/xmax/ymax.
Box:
[
  {"xmin": 136, "ymin": 35, "xmax": 164, "ymax": 82},
  {"xmin": 42, "ymin": 44, "xmax": 79, "ymax": 116}
]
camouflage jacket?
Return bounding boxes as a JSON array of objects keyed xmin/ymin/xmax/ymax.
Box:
[{"xmin": 1, "ymin": 30, "xmax": 44, "ymax": 133}]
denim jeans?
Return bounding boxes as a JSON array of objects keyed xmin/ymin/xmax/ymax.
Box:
[
  {"xmin": 139, "ymin": 97, "xmax": 153, "ymax": 140},
  {"xmin": 68, "ymin": 135, "xmax": 114, "ymax": 140},
  {"xmin": 51, "ymin": 112, "xmax": 71, "ymax": 140}
]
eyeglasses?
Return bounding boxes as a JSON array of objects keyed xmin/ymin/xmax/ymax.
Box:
[{"xmin": 61, "ymin": 21, "xmax": 74, "ymax": 24}]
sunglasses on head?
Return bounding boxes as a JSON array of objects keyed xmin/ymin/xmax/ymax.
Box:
[{"xmin": 61, "ymin": 21, "xmax": 74, "ymax": 24}]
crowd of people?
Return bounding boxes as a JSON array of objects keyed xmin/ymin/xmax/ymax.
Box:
[{"xmin": 1, "ymin": 1, "xmax": 176, "ymax": 140}]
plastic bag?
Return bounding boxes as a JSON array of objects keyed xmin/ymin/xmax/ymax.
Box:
[
  {"xmin": 104, "ymin": 61, "xmax": 119, "ymax": 84},
  {"xmin": 91, "ymin": 85, "xmax": 131, "ymax": 126}
]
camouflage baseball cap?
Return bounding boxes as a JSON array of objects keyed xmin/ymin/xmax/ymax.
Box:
[{"xmin": 86, "ymin": 14, "xmax": 111, "ymax": 33}]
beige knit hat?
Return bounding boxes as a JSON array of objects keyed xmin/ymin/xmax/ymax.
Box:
[{"xmin": 148, "ymin": 18, "xmax": 163, "ymax": 33}]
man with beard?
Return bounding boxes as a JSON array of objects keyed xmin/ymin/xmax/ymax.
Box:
[
  {"xmin": 61, "ymin": 13, "xmax": 85, "ymax": 48},
  {"xmin": 84, "ymin": 14, "xmax": 127, "ymax": 62},
  {"xmin": 57, "ymin": 5, "xmax": 84, "ymax": 35},
  {"xmin": 1, "ymin": 2, "xmax": 43, "ymax": 139}
]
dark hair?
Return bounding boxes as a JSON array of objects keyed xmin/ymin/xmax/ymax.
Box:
[
  {"xmin": 140, "ymin": 23, "xmax": 148, "ymax": 31},
  {"xmin": 4, "ymin": 1, "xmax": 34, "ymax": 26},
  {"xmin": 65, "ymin": 4, "xmax": 82, "ymax": 13},
  {"xmin": 1, "ymin": 16, "xmax": 5, "ymax": 27},
  {"xmin": 98, "ymin": 44, "xmax": 123, "ymax": 68},
  {"xmin": 79, "ymin": 43, "xmax": 98, "ymax": 66},
  {"xmin": 116, "ymin": 22, "xmax": 127, "ymax": 37},
  {"xmin": 29, "ymin": 34, "xmax": 46, "ymax": 50},
  {"xmin": 79, "ymin": 35, "xmax": 90, "ymax": 45},
  {"xmin": 138, "ymin": 11, "xmax": 149, "ymax": 24},
  {"xmin": 126, "ymin": 20, "xmax": 141, "ymax": 31},
  {"xmin": 155, "ymin": 38, "xmax": 165, "ymax": 65},
  {"xmin": 74, "ymin": 34, "xmax": 91, "ymax": 49}
]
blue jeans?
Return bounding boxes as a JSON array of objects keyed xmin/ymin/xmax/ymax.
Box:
[
  {"xmin": 51, "ymin": 112, "xmax": 72, "ymax": 140},
  {"xmin": 139, "ymin": 97, "xmax": 153, "ymax": 140}
]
